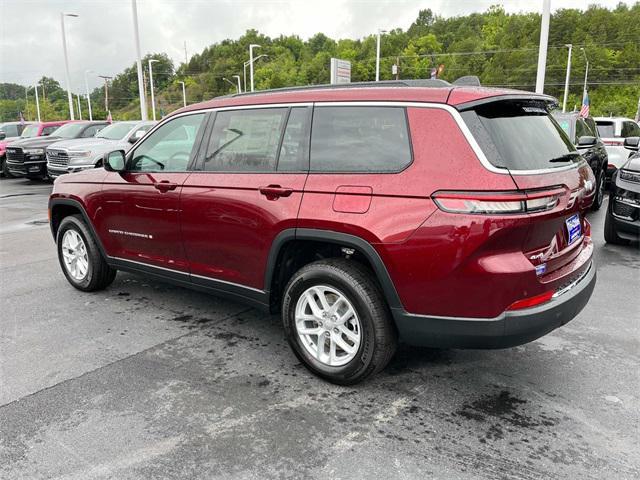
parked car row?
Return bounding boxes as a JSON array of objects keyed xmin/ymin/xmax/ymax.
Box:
[
  {"xmin": 0, "ymin": 120, "xmax": 155, "ymax": 180},
  {"xmin": 595, "ymin": 116, "xmax": 640, "ymax": 177}
]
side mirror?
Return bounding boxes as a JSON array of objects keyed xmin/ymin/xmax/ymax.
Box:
[
  {"xmin": 623, "ymin": 136, "xmax": 639, "ymax": 151},
  {"xmin": 128, "ymin": 130, "xmax": 146, "ymax": 144},
  {"xmin": 577, "ymin": 136, "xmax": 597, "ymax": 148},
  {"xmin": 0, "ymin": 131, "xmax": 5, "ymax": 140},
  {"xmin": 103, "ymin": 150, "xmax": 126, "ymax": 172}
]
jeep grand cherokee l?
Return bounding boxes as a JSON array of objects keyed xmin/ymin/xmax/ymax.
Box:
[
  {"xmin": 49, "ymin": 81, "xmax": 597, "ymax": 384},
  {"xmin": 7, "ymin": 121, "xmax": 108, "ymax": 179}
]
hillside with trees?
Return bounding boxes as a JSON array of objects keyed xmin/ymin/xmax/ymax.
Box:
[{"xmin": 1, "ymin": 3, "xmax": 639, "ymax": 122}]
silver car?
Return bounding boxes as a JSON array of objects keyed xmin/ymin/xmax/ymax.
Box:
[{"xmin": 46, "ymin": 121, "xmax": 156, "ymax": 178}]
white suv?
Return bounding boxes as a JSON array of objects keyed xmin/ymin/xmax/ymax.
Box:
[{"xmin": 594, "ymin": 117, "xmax": 640, "ymax": 177}]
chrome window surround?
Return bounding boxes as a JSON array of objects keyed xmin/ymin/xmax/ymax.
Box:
[{"xmin": 131, "ymin": 100, "xmax": 585, "ymax": 177}]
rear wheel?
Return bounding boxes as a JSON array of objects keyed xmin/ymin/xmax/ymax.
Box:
[
  {"xmin": 282, "ymin": 258, "xmax": 397, "ymax": 385},
  {"xmin": 591, "ymin": 169, "xmax": 605, "ymax": 211},
  {"xmin": 604, "ymin": 200, "xmax": 629, "ymax": 245},
  {"xmin": 57, "ymin": 215, "xmax": 117, "ymax": 291}
]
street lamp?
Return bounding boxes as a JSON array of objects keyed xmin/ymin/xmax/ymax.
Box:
[
  {"xmin": 375, "ymin": 29, "xmax": 387, "ymax": 82},
  {"xmin": 148, "ymin": 59, "xmax": 159, "ymax": 121},
  {"xmin": 60, "ymin": 12, "xmax": 78, "ymax": 120},
  {"xmin": 580, "ymin": 47, "xmax": 589, "ymax": 98},
  {"xmin": 249, "ymin": 44, "xmax": 260, "ymax": 92},
  {"xmin": 178, "ymin": 81, "xmax": 186, "ymax": 107},
  {"xmin": 223, "ymin": 77, "xmax": 240, "ymax": 94},
  {"xmin": 244, "ymin": 55, "xmax": 267, "ymax": 93},
  {"xmin": 76, "ymin": 94, "xmax": 82, "ymax": 120},
  {"xmin": 34, "ymin": 84, "xmax": 41, "ymax": 122},
  {"xmin": 84, "ymin": 70, "xmax": 94, "ymax": 121},
  {"xmin": 562, "ymin": 44, "xmax": 572, "ymax": 113},
  {"xmin": 232, "ymin": 75, "xmax": 242, "ymax": 94}
]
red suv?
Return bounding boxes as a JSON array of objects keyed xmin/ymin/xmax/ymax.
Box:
[{"xmin": 49, "ymin": 82, "xmax": 597, "ymax": 384}]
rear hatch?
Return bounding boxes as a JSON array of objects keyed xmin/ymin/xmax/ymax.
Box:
[{"xmin": 459, "ymin": 98, "xmax": 595, "ymax": 279}]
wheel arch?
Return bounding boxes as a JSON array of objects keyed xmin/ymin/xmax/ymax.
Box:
[
  {"xmin": 265, "ymin": 228, "xmax": 403, "ymax": 313},
  {"xmin": 49, "ymin": 198, "xmax": 108, "ymax": 257}
]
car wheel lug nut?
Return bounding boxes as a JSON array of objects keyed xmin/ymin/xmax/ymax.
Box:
[{"xmin": 333, "ymin": 328, "xmax": 339, "ymax": 334}]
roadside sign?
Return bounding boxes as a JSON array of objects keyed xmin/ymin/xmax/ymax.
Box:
[{"xmin": 330, "ymin": 58, "xmax": 351, "ymax": 84}]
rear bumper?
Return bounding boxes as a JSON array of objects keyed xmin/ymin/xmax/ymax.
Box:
[{"xmin": 392, "ymin": 261, "xmax": 596, "ymax": 349}]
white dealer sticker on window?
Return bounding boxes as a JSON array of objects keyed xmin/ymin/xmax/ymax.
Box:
[{"xmin": 108, "ymin": 229, "xmax": 153, "ymax": 239}]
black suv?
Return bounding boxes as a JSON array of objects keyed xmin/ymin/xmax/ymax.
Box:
[
  {"xmin": 605, "ymin": 136, "xmax": 640, "ymax": 244},
  {"xmin": 553, "ymin": 112, "xmax": 608, "ymax": 210},
  {"xmin": 6, "ymin": 121, "xmax": 108, "ymax": 180}
]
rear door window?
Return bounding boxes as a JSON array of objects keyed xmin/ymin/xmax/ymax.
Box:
[
  {"xmin": 277, "ymin": 107, "xmax": 311, "ymax": 171},
  {"xmin": 41, "ymin": 126, "xmax": 59, "ymax": 136},
  {"xmin": 461, "ymin": 101, "xmax": 579, "ymax": 171},
  {"xmin": 310, "ymin": 106, "xmax": 412, "ymax": 172}
]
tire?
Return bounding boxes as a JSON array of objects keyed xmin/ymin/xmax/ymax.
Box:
[
  {"xmin": 56, "ymin": 214, "xmax": 117, "ymax": 291},
  {"xmin": 591, "ymin": 169, "xmax": 605, "ymax": 211},
  {"xmin": 604, "ymin": 200, "xmax": 629, "ymax": 245},
  {"xmin": 282, "ymin": 258, "xmax": 397, "ymax": 385},
  {"xmin": 1, "ymin": 156, "xmax": 12, "ymax": 178}
]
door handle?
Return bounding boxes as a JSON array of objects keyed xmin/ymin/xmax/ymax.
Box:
[
  {"xmin": 259, "ymin": 185, "xmax": 293, "ymax": 200},
  {"xmin": 154, "ymin": 180, "xmax": 178, "ymax": 192}
]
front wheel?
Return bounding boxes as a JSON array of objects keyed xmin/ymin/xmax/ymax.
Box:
[
  {"xmin": 604, "ymin": 201, "xmax": 630, "ymax": 245},
  {"xmin": 57, "ymin": 215, "xmax": 117, "ymax": 291},
  {"xmin": 282, "ymin": 259, "xmax": 397, "ymax": 385},
  {"xmin": 0, "ymin": 156, "xmax": 12, "ymax": 178}
]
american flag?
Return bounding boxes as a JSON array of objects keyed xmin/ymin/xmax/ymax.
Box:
[{"xmin": 579, "ymin": 91, "xmax": 590, "ymax": 118}]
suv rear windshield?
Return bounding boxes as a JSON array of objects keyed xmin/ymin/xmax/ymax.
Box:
[
  {"xmin": 461, "ymin": 101, "xmax": 579, "ymax": 171},
  {"xmin": 595, "ymin": 121, "xmax": 615, "ymax": 138}
]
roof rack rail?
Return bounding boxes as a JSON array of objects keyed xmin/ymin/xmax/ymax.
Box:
[{"xmin": 226, "ymin": 78, "xmax": 452, "ymax": 98}]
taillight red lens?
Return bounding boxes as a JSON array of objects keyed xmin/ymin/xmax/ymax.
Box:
[
  {"xmin": 433, "ymin": 189, "xmax": 560, "ymax": 215},
  {"xmin": 604, "ymin": 140, "xmax": 624, "ymax": 146},
  {"xmin": 506, "ymin": 290, "xmax": 555, "ymax": 311}
]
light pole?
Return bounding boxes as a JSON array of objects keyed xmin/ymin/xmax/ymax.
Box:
[
  {"xmin": 223, "ymin": 77, "xmax": 241, "ymax": 94},
  {"xmin": 148, "ymin": 59, "xmax": 159, "ymax": 121},
  {"xmin": 232, "ymin": 75, "xmax": 242, "ymax": 94},
  {"xmin": 375, "ymin": 29, "xmax": 387, "ymax": 82},
  {"xmin": 562, "ymin": 44, "xmax": 572, "ymax": 113},
  {"xmin": 178, "ymin": 81, "xmax": 186, "ymax": 107},
  {"xmin": 580, "ymin": 47, "xmax": 589, "ymax": 98},
  {"xmin": 76, "ymin": 94, "xmax": 82, "ymax": 120},
  {"xmin": 535, "ymin": 0, "xmax": 551, "ymax": 94},
  {"xmin": 244, "ymin": 55, "xmax": 267, "ymax": 93},
  {"xmin": 60, "ymin": 12, "xmax": 78, "ymax": 120},
  {"xmin": 249, "ymin": 44, "xmax": 260, "ymax": 92},
  {"xmin": 34, "ymin": 84, "xmax": 41, "ymax": 122},
  {"xmin": 98, "ymin": 75, "xmax": 112, "ymax": 111},
  {"xmin": 131, "ymin": 0, "xmax": 148, "ymax": 120},
  {"xmin": 84, "ymin": 70, "xmax": 94, "ymax": 121}
]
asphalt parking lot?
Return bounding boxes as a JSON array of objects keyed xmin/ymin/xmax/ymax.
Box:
[{"xmin": 1, "ymin": 177, "xmax": 639, "ymax": 480}]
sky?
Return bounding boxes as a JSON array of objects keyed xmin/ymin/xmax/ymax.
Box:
[{"xmin": 0, "ymin": 0, "xmax": 633, "ymax": 93}]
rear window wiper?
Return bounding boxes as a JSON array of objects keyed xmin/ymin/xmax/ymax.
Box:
[{"xmin": 548, "ymin": 152, "xmax": 581, "ymax": 163}]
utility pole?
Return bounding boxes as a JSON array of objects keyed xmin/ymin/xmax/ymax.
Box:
[
  {"xmin": 249, "ymin": 44, "xmax": 260, "ymax": 92},
  {"xmin": 178, "ymin": 81, "xmax": 186, "ymax": 107},
  {"xmin": 34, "ymin": 84, "xmax": 41, "ymax": 122},
  {"xmin": 24, "ymin": 87, "xmax": 29, "ymax": 121},
  {"xmin": 562, "ymin": 44, "xmax": 572, "ymax": 113},
  {"xmin": 148, "ymin": 59, "xmax": 159, "ymax": 121},
  {"xmin": 98, "ymin": 75, "xmax": 112, "ymax": 111},
  {"xmin": 184, "ymin": 40, "xmax": 188, "ymax": 65},
  {"xmin": 60, "ymin": 12, "xmax": 79, "ymax": 119},
  {"xmin": 535, "ymin": 0, "xmax": 551, "ymax": 94},
  {"xmin": 131, "ymin": 0, "xmax": 148, "ymax": 120}
]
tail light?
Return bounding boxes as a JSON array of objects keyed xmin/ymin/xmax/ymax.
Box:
[
  {"xmin": 432, "ymin": 189, "xmax": 562, "ymax": 215},
  {"xmin": 603, "ymin": 140, "xmax": 624, "ymax": 146}
]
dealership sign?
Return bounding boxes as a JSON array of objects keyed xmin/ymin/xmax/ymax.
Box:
[{"xmin": 330, "ymin": 58, "xmax": 351, "ymax": 84}]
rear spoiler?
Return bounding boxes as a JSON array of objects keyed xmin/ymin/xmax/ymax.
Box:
[{"xmin": 455, "ymin": 94, "xmax": 559, "ymax": 112}]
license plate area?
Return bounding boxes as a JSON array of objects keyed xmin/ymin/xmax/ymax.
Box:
[{"xmin": 565, "ymin": 213, "xmax": 581, "ymax": 245}]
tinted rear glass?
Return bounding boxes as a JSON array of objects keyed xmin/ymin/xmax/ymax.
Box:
[
  {"xmin": 595, "ymin": 121, "xmax": 615, "ymax": 138},
  {"xmin": 310, "ymin": 106, "xmax": 412, "ymax": 172},
  {"xmin": 462, "ymin": 101, "xmax": 579, "ymax": 171}
]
